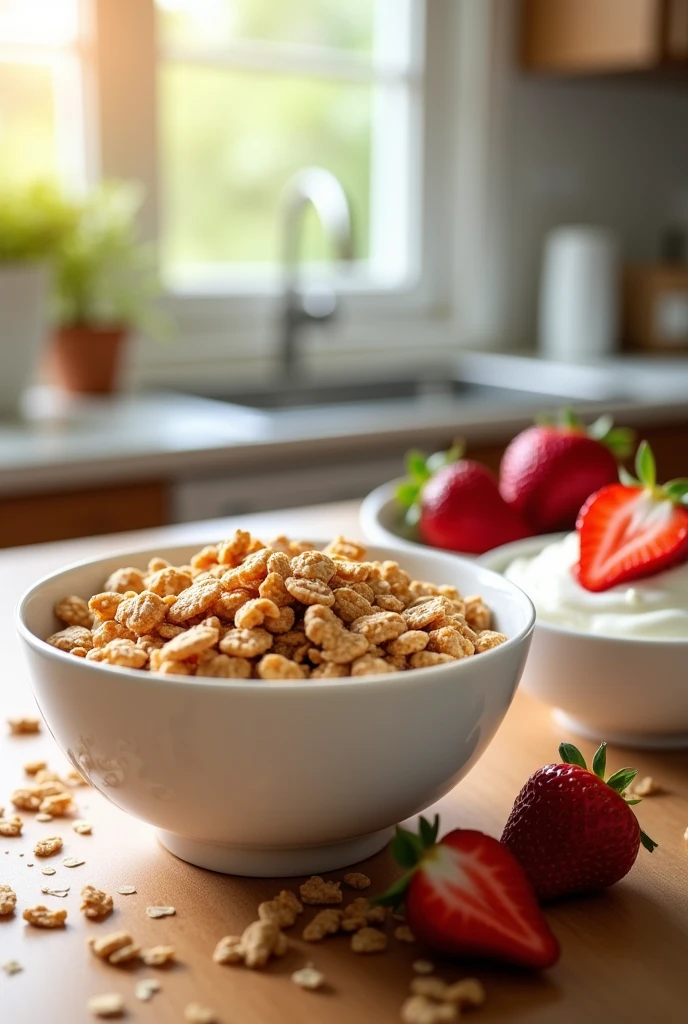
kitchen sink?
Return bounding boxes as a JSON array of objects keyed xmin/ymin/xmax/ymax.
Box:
[{"xmin": 193, "ymin": 376, "xmax": 578, "ymax": 411}]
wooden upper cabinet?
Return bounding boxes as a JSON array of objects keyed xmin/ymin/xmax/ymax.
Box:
[{"xmin": 521, "ymin": 0, "xmax": 688, "ymax": 73}]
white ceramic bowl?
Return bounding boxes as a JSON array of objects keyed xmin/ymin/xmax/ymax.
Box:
[
  {"xmin": 480, "ymin": 535, "xmax": 688, "ymax": 750},
  {"xmin": 17, "ymin": 539, "xmax": 534, "ymax": 877},
  {"xmin": 359, "ymin": 479, "xmax": 477, "ymax": 558}
]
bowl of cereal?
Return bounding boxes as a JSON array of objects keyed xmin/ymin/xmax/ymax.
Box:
[
  {"xmin": 17, "ymin": 532, "xmax": 534, "ymax": 876},
  {"xmin": 481, "ymin": 532, "xmax": 688, "ymax": 750}
]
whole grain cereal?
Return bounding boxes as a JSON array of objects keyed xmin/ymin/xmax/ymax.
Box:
[
  {"xmin": 87, "ymin": 993, "xmax": 125, "ymax": 1019},
  {"xmin": 291, "ymin": 963, "xmax": 326, "ymax": 990},
  {"xmin": 46, "ymin": 534, "xmax": 507, "ymax": 680}
]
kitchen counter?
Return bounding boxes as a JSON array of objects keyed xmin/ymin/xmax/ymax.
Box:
[{"xmin": 2, "ymin": 502, "xmax": 687, "ymax": 1023}]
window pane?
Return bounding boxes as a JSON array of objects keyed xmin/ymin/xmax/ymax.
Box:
[
  {"xmin": 159, "ymin": 65, "xmax": 371, "ymax": 275},
  {"xmin": 0, "ymin": 62, "xmax": 58, "ymax": 183},
  {"xmin": 0, "ymin": 0, "xmax": 78, "ymax": 44},
  {"xmin": 156, "ymin": 0, "xmax": 374, "ymax": 54}
]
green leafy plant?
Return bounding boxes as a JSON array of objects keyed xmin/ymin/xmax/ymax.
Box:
[
  {"xmin": 54, "ymin": 180, "xmax": 164, "ymax": 333},
  {"xmin": 0, "ymin": 182, "xmax": 76, "ymax": 263}
]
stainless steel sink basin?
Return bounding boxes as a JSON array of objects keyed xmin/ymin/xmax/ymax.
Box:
[{"xmin": 193, "ymin": 376, "xmax": 578, "ymax": 411}]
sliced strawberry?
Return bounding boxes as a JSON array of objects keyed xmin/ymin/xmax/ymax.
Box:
[
  {"xmin": 577, "ymin": 441, "xmax": 688, "ymax": 592},
  {"xmin": 376, "ymin": 818, "xmax": 560, "ymax": 969}
]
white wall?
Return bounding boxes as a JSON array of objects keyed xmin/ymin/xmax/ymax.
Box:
[{"xmin": 468, "ymin": 1, "xmax": 688, "ymax": 350}]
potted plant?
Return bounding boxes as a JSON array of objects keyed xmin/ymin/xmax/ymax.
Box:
[
  {"xmin": 50, "ymin": 180, "xmax": 162, "ymax": 394},
  {"xmin": 0, "ymin": 182, "xmax": 75, "ymax": 417}
]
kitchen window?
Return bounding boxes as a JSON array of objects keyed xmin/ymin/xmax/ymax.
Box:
[{"xmin": 0, "ymin": 0, "xmax": 476, "ymax": 380}]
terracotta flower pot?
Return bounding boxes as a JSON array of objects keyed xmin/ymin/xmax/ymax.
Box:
[{"xmin": 50, "ymin": 324, "xmax": 128, "ymax": 394}]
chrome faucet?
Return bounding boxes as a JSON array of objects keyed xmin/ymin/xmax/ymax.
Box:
[{"xmin": 279, "ymin": 167, "xmax": 354, "ymax": 378}]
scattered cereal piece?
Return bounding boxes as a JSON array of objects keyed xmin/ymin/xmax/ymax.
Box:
[
  {"xmin": 394, "ymin": 924, "xmax": 416, "ymax": 943},
  {"xmin": 633, "ymin": 776, "xmax": 659, "ymax": 797},
  {"xmin": 36, "ymin": 813, "xmax": 53, "ymax": 822},
  {"xmin": 212, "ymin": 935, "xmax": 244, "ymax": 965},
  {"xmin": 34, "ymin": 836, "xmax": 63, "ymax": 858},
  {"xmin": 303, "ymin": 909, "xmax": 343, "ymax": 942},
  {"xmin": 0, "ymin": 816, "xmax": 23, "ymax": 837},
  {"xmin": 41, "ymin": 886, "xmax": 70, "ymax": 898},
  {"xmin": 11, "ymin": 787, "xmax": 41, "ymax": 811},
  {"xmin": 413, "ymin": 959, "xmax": 436, "ymax": 975},
  {"xmin": 184, "ymin": 1003, "xmax": 218, "ymax": 1024},
  {"xmin": 23, "ymin": 904, "xmax": 67, "ymax": 928},
  {"xmin": 90, "ymin": 931, "xmax": 135, "ymax": 960},
  {"xmin": 258, "ymin": 889, "xmax": 303, "ymax": 928},
  {"xmin": 141, "ymin": 945, "xmax": 176, "ymax": 966},
  {"xmin": 2, "ymin": 960, "xmax": 22, "ymax": 975},
  {"xmin": 41, "ymin": 866, "xmax": 57, "ymax": 876},
  {"xmin": 351, "ymin": 927, "xmax": 387, "ymax": 953},
  {"xmin": 39, "ymin": 792, "xmax": 73, "ymax": 817},
  {"xmin": 341, "ymin": 897, "xmax": 386, "ymax": 932},
  {"xmin": 73, "ymin": 820, "xmax": 93, "ymax": 835},
  {"xmin": 108, "ymin": 943, "xmax": 141, "ymax": 966},
  {"xmin": 684, "ymin": 826, "xmax": 688, "ymax": 841},
  {"xmin": 146, "ymin": 905, "xmax": 176, "ymax": 918},
  {"xmin": 8, "ymin": 716, "xmax": 41, "ymax": 734},
  {"xmin": 344, "ymin": 872, "xmax": 370, "ymax": 890},
  {"xmin": 411, "ymin": 977, "xmax": 449, "ymax": 1000},
  {"xmin": 214, "ymin": 920, "xmax": 288, "ymax": 969},
  {"xmin": 291, "ymin": 963, "xmax": 326, "ymax": 990},
  {"xmin": 24, "ymin": 759, "xmax": 47, "ymax": 776},
  {"xmin": 135, "ymin": 978, "xmax": 161, "ymax": 1001},
  {"xmin": 63, "ymin": 856, "xmax": 85, "ymax": 868},
  {"xmin": 401, "ymin": 995, "xmax": 457, "ymax": 1024},
  {"xmin": 444, "ymin": 978, "xmax": 486, "ymax": 1007},
  {"xmin": 87, "ymin": 993, "xmax": 125, "ymax": 1019},
  {"xmin": 300, "ymin": 876, "xmax": 343, "ymax": 905},
  {"xmin": 116, "ymin": 885, "xmax": 136, "ymax": 895},
  {"xmin": 0, "ymin": 884, "xmax": 17, "ymax": 916},
  {"xmin": 81, "ymin": 885, "xmax": 114, "ymax": 919}
]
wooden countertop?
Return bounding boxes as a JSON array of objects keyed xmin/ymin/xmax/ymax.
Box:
[{"xmin": 2, "ymin": 502, "xmax": 687, "ymax": 1024}]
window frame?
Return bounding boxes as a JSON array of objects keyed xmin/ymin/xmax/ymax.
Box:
[{"xmin": 89, "ymin": 0, "xmax": 499, "ymax": 383}]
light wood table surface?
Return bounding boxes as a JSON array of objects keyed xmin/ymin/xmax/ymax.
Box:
[{"xmin": 2, "ymin": 501, "xmax": 687, "ymax": 1024}]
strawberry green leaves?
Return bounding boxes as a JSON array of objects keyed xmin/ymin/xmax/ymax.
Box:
[
  {"xmin": 591, "ymin": 741, "xmax": 607, "ymax": 779},
  {"xmin": 640, "ymin": 830, "xmax": 659, "ymax": 853},
  {"xmin": 558, "ymin": 742, "xmax": 588, "ymax": 769},
  {"xmin": 618, "ymin": 440, "xmax": 688, "ymax": 506},
  {"xmin": 535, "ymin": 408, "xmax": 634, "ymax": 458},
  {"xmin": 396, "ymin": 443, "xmax": 464, "ymax": 526},
  {"xmin": 375, "ymin": 816, "xmax": 440, "ymax": 909}
]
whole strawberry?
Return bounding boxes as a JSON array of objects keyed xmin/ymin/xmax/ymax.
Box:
[
  {"xmin": 499, "ymin": 410, "xmax": 634, "ymax": 534},
  {"xmin": 501, "ymin": 742, "xmax": 657, "ymax": 902},
  {"xmin": 397, "ymin": 445, "xmax": 532, "ymax": 555}
]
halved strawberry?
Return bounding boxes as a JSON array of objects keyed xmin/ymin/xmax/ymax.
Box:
[
  {"xmin": 376, "ymin": 817, "xmax": 560, "ymax": 969},
  {"xmin": 577, "ymin": 441, "xmax": 688, "ymax": 592}
]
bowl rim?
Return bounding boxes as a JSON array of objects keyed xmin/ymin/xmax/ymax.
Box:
[
  {"xmin": 481, "ymin": 533, "xmax": 688, "ymax": 647},
  {"xmin": 16, "ymin": 536, "xmax": 536, "ymax": 692}
]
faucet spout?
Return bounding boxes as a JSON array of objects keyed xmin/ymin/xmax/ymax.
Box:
[{"xmin": 279, "ymin": 167, "xmax": 354, "ymax": 379}]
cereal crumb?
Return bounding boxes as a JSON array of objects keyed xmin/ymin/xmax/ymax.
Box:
[
  {"xmin": 87, "ymin": 993, "xmax": 125, "ymax": 1019},
  {"xmin": 89, "ymin": 930, "xmax": 135, "ymax": 960},
  {"xmin": 7, "ymin": 717, "xmax": 41, "ymax": 735},
  {"xmin": 258, "ymin": 889, "xmax": 303, "ymax": 928},
  {"xmin": 344, "ymin": 872, "xmax": 370, "ymax": 890},
  {"xmin": 413, "ymin": 959, "xmax": 435, "ymax": 975},
  {"xmin": 34, "ymin": 835, "xmax": 63, "ymax": 857},
  {"xmin": 135, "ymin": 978, "xmax": 161, "ymax": 1001},
  {"xmin": 41, "ymin": 866, "xmax": 57, "ymax": 876},
  {"xmin": 401, "ymin": 995, "xmax": 457, "ymax": 1024},
  {"xmin": 351, "ymin": 926, "xmax": 387, "ymax": 953},
  {"xmin": 23, "ymin": 904, "xmax": 67, "ymax": 928},
  {"xmin": 214, "ymin": 920, "xmax": 288, "ymax": 969},
  {"xmin": 63, "ymin": 856, "xmax": 85, "ymax": 868},
  {"xmin": 41, "ymin": 886, "xmax": 70, "ymax": 898},
  {"xmin": 444, "ymin": 978, "xmax": 486, "ymax": 1007},
  {"xmin": 0, "ymin": 884, "xmax": 17, "ymax": 916},
  {"xmin": 303, "ymin": 909, "xmax": 343, "ymax": 942},
  {"xmin": 394, "ymin": 924, "xmax": 416, "ymax": 943},
  {"xmin": 81, "ymin": 885, "xmax": 114, "ymax": 919},
  {"xmin": 141, "ymin": 945, "xmax": 176, "ymax": 966},
  {"xmin": 145, "ymin": 905, "xmax": 176, "ymax": 918},
  {"xmin": 2, "ymin": 960, "xmax": 22, "ymax": 975},
  {"xmin": 116, "ymin": 885, "xmax": 136, "ymax": 895},
  {"xmin": 411, "ymin": 977, "xmax": 449, "ymax": 1000},
  {"xmin": 35, "ymin": 813, "xmax": 53, "ymax": 822},
  {"xmin": 0, "ymin": 816, "xmax": 23, "ymax": 837},
  {"xmin": 633, "ymin": 776, "xmax": 659, "ymax": 797},
  {"xmin": 184, "ymin": 1003, "xmax": 218, "ymax": 1024},
  {"xmin": 300, "ymin": 876, "xmax": 342, "ymax": 905},
  {"xmin": 291, "ymin": 963, "xmax": 326, "ymax": 990},
  {"xmin": 73, "ymin": 820, "xmax": 93, "ymax": 835},
  {"xmin": 24, "ymin": 759, "xmax": 47, "ymax": 776},
  {"xmin": 39, "ymin": 792, "xmax": 73, "ymax": 817}
]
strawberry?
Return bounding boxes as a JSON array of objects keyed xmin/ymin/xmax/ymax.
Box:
[
  {"xmin": 397, "ymin": 445, "xmax": 532, "ymax": 555},
  {"xmin": 499, "ymin": 410, "xmax": 634, "ymax": 533},
  {"xmin": 501, "ymin": 742, "xmax": 657, "ymax": 902},
  {"xmin": 577, "ymin": 440, "xmax": 688, "ymax": 592},
  {"xmin": 376, "ymin": 817, "xmax": 560, "ymax": 969}
]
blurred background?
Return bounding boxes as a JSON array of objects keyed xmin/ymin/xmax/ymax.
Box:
[{"xmin": 1, "ymin": 0, "xmax": 688, "ymax": 547}]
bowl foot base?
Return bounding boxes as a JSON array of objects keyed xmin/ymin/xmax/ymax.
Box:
[
  {"xmin": 553, "ymin": 710, "xmax": 688, "ymax": 751},
  {"xmin": 156, "ymin": 826, "xmax": 394, "ymax": 877}
]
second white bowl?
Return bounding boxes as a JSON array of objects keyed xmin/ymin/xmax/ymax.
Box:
[{"xmin": 480, "ymin": 536, "xmax": 688, "ymax": 750}]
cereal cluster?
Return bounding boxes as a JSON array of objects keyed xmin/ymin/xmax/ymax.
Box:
[{"xmin": 47, "ymin": 533, "xmax": 507, "ymax": 679}]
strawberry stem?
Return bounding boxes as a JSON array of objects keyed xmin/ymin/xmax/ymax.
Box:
[{"xmin": 640, "ymin": 830, "xmax": 658, "ymax": 853}]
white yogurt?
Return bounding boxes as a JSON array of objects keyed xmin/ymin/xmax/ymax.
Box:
[{"xmin": 505, "ymin": 532, "xmax": 688, "ymax": 639}]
